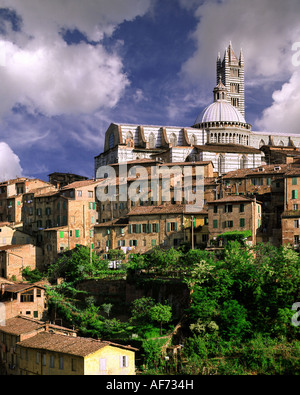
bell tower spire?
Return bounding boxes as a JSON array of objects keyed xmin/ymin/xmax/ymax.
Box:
[{"xmin": 216, "ymin": 42, "xmax": 245, "ymax": 118}]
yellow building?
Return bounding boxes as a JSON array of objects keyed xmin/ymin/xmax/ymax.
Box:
[{"xmin": 17, "ymin": 332, "xmax": 137, "ymax": 375}]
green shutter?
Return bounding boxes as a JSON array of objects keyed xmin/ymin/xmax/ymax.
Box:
[
  {"xmin": 75, "ymin": 229, "xmax": 80, "ymax": 238},
  {"xmin": 93, "ymin": 202, "xmax": 96, "ymax": 210},
  {"xmin": 292, "ymin": 190, "xmax": 298, "ymax": 199},
  {"xmin": 130, "ymin": 240, "xmax": 133, "ymax": 247},
  {"xmin": 60, "ymin": 231, "xmax": 64, "ymax": 238},
  {"xmin": 149, "ymin": 223, "xmax": 152, "ymax": 233},
  {"xmin": 240, "ymin": 218, "xmax": 245, "ymax": 227},
  {"xmin": 213, "ymin": 220, "xmax": 218, "ymax": 229},
  {"xmin": 292, "ymin": 177, "xmax": 297, "ymax": 185},
  {"xmin": 128, "ymin": 225, "xmax": 132, "ymax": 234},
  {"xmin": 89, "ymin": 202, "xmax": 91, "ymax": 209},
  {"xmin": 174, "ymin": 222, "xmax": 178, "ymax": 231},
  {"xmin": 167, "ymin": 223, "xmax": 171, "ymax": 232},
  {"xmin": 156, "ymin": 223, "xmax": 159, "ymax": 233}
]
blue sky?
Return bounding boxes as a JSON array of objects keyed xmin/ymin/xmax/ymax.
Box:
[{"xmin": 0, "ymin": 0, "xmax": 300, "ymax": 182}]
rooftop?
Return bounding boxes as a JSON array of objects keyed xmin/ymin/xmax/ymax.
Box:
[{"xmin": 17, "ymin": 332, "xmax": 137, "ymax": 356}]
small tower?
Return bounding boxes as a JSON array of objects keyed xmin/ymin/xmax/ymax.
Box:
[
  {"xmin": 216, "ymin": 42, "xmax": 245, "ymax": 118},
  {"xmin": 213, "ymin": 75, "xmax": 228, "ymax": 102}
]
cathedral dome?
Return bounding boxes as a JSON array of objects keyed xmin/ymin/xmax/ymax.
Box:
[{"xmin": 194, "ymin": 100, "xmax": 246, "ymax": 125}]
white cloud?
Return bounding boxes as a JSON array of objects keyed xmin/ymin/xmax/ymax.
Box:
[
  {"xmin": 0, "ymin": 0, "xmax": 152, "ymax": 118},
  {"xmin": 0, "ymin": 142, "xmax": 22, "ymax": 181},
  {"xmin": 0, "ymin": 39, "xmax": 130, "ymax": 117},
  {"xmin": 177, "ymin": 0, "xmax": 300, "ymax": 132},
  {"xmin": 180, "ymin": 0, "xmax": 300, "ymax": 83},
  {"xmin": 255, "ymin": 70, "xmax": 300, "ymax": 133}
]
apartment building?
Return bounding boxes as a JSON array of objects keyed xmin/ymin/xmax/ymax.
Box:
[
  {"xmin": 0, "ymin": 315, "xmax": 77, "ymax": 375},
  {"xmin": 0, "ymin": 244, "xmax": 43, "ymax": 280},
  {"xmin": 94, "ymin": 204, "xmax": 209, "ymax": 256},
  {"xmin": 0, "ymin": 280, "xmax": 46, "ymax": 320},
  {"xmin": 282, "ymin": 168, "xmax": 300, "ymax": 248},
  {"xmin": 208, "ymin": 195, "xmax": 262, "ymax": 246},
  {"xmin": 0, "ymin": 178, "xmax": 53, "ymax": 225},
  {"xmin": 17, "ymin": 332, "xmax": 137, "ymax": 375},
  {"xmin": 39, "ymin": 180, "xmax": 102, "ymax": 266}
]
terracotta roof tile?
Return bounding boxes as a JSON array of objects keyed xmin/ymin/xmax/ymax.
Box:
[
  {"xmin": 0, "ymin": 317, "xmax": 44, "ymax": 335},
  {"xmin": 17, "ymin": 332, "xmax": 137, "ymax": 356}
]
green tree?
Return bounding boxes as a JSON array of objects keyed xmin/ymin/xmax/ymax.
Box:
[{"xmin": 148, "ymin": 303, "xmax": 172, "ymax": 335}]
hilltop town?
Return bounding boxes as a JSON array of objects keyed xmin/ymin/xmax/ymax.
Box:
[{"xmin": 0, "ymin": 43, "xmax": 299, "ymax": 375}]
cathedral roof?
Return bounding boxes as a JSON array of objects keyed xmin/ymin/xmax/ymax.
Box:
[{"xmin": 195, "ymin": 100, "xmax": 246, "ymax": 125}]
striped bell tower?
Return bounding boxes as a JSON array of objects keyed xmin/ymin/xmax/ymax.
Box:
[{"xmin": 217, "ymin": 42, "xmax": 245, "ymax": 118}]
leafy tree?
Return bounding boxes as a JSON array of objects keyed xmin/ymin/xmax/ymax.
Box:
[
  {"xmin": 47, "ymin": 247, "xmax": 109, "ymax": 283},
  {"xmin": 148, "ymin": 303, "xmax": 172, "ymax": 335}
]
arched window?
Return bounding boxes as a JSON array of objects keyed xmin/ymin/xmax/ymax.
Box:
[
  {"xmin": 278, "ymin": 140, "xmax": 284, "ymax": 146},
  {"xmin": 169, "ymin": 133, "xmax": 177, "ymax": 146},
  {"xmin": 259, "ymin": 139, "xmax": 266, "ymax": 148},
  {"xmin": 240, "ymin": 155, "xmax": 248, "ymax": 169},
  {"xmin": 190, "ymin": 134, "xmax": 197, "ymax": 146},
  {"xmin": 126, "ymin": 131, "xmax": 134, "ymax": 148},
  {"xmin": 149, "ymin": 133, "xmax": 156, "ymax": 149},
  {"xmin": 109, "ymin": 133, "xmax": 115, "ymax": 149}
]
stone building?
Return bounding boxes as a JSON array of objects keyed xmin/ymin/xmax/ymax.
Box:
[
  {"xmin": 94, "ymin": 204, "xmax": 210, "ymax": 257},
  {"xmin": 0, "ymin": 178, "xmax": 53, "ymax": 225},
  {"xmin": 16, "ymin": 332, "xmax": 137, "ymax": 375},
  {"xmin": 0, "ymin": 315, "xmax": 77, "ymax": 375},
  {"xmin": 207, "ymin": 195, "xmax": 262, "ymax": 246},
  {"xmin": 0, "ymin": 280, "xmax": 46, "ymax": 320},
  {"xmin": 282, "ymin": 168, "xmax": 300, "ymax": 248},
  {"xmin": 0, "ymin": 244, "xmax": 43, "ymax": 280}
]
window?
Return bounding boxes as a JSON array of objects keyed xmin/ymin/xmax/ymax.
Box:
[
  {"xmin": 71, "ymin": 359, "xmax": 77, "ymax": 372},
  {"xmin": 75, "ymin": 229, "xmax": 80, "ymax": 238},
  {"xmin": 240, "ymin": 218, "xmax": 245, "ymax": 227},
  {"xmin": 267, "ymin": 178, "xmax": 271, "ymax": 186},
  {"xmin": 293, "ymin": 204, "xmax": 298, "ymax": 211},
  {"xmin": 59, "ymin": 356, "xmax": 64, "ymax": 370},
  {"xmin": 21, "ymin": 290, "xmax": 34, "ymax": 302},
  {"xmin": 294, "ymin": 220, "xmax": 299, "ymax": 229},
  {"xmin": 88, "ymin": 191, "xmax": 93, "ymax": 198},
  {"xmin": 167, "ymin": 222, "xmax": 178, "ymax": 232},
  {"xmin": 50, "ymin": 355, "xmax": 55, "ymax": 368},
  {"xmin": 120, "ymin": 355, "xmax": 129, "ymax": 368},
  {"xmin": 292, "ymin": 177, "xmax": 298, "ymax": 185},
  {"xmin": 213, "ymin": 220, "xmax": 218, "ymax": 229},
  {"xmin": 130, "ymin": 240, "xmax": 138, "ymax": 247},
  {"xmin": 152, "ymin": 239, "xmax": 157, "ymax": 247},
  {"xmin": 60, "ymin": 231, "xmax": 64, "ymax": 238},
  {"xmin": 227, "ymin": 221, "xmax": 234, "ymax": 228},
  {"xmin": 118, "ymin": 240, "xmax": 125, "ymax": 247},
  {"xmin": 214, "ymin": 205, "xmax": 218, "ymax": 213},
  {"xmin": 36, "ymin": 352, "xmax": 40, "ymax": 364},
  {"xmin": 225, "ymin": 204, "xmax": 233, "ymax": 213},
  {"xmin": 109, "ymin": 133, "xmax": 115, "ymax": 149},
  {"xmin": 36, "ymin": 289, "xmax": 41, "ymax": 298},
  {"xmin": 239, "ymin": 204, "xmax": 245, "ymax": 213},
  {"xmin": 77, "ymin": 190, "xmax": 82, "ymax": 197},
  {"xmin": 292, "ymin": 190, "xmax": 298, "ymax": 199},
  {"xmin": 152, "ymin": 223, "xmax": 159, "ymax": 233},
  {"xmin": 294, "ymin": 235, "xmax": 299, "ymax": 244},
  {"xmin": 100, "ymin": 358, "xmax": 106, "ymax": 371}
]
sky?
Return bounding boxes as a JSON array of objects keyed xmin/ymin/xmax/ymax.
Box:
[{"xmin": 0, "ymin": 0, "xmax": 300, "ymax": 182}]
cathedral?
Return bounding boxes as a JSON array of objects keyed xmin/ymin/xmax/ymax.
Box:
[{"xmin": 95, "ymin": 43, "xmax": 300, "ymax": 176}]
